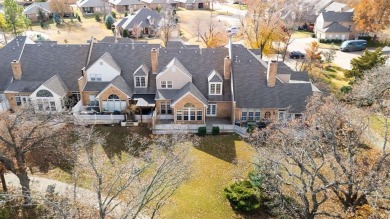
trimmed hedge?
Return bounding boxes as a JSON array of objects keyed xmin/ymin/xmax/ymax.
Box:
[
  {"xmin": 198, "ymin": 127, "xmax": 206, "ymax": 136},
  {"xmin": 212, "ymin": 126, "xmax": 220, "ymax": 135},
  {"xmin": 319, "ymin": 39, "xmax": 343, "ymax": 44}
]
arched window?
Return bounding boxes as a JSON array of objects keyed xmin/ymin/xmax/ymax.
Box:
[
  {"xmin": 184, "ymin": 103, "xmax": 195, "ymax": 108},
  {"xmin": 265, "ymin": 111, "xmax": 271, "ymax": 119},
  {"xmin": 36, "ymin": 89, "xmax": 53, "ymax": 97},
  {"xmin": 108, "ymin": 94, "xmax": 119, "ymax": 100}
]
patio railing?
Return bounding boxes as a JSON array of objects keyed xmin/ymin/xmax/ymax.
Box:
[{"xmin": 73, "ymin": 114, "xmax": 125, "ymax": 125}]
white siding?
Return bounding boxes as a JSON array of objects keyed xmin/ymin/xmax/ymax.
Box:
[
  {"xmin": 156, "ymin": 65, "xmax": 192, "ymax": 89},
  {"xmin": 86, "ymin": 59, "xmax": 121, "ymax": 82}
]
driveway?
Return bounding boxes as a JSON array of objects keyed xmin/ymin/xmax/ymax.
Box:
[
  {"xmin": 286, "ymin": 37, "xmax": 371, "ymax": 70},
  {"xmin": 213, "ymin": 3, "xmax": 247, "ymax": 26}
]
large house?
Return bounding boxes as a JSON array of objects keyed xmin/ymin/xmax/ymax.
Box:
[
  {"xmin": 114, "ymin": 8, "xmax": 163, "ymax": 37},
  {"xmin": 23, "ymin": 2, "xmax": 52, "ymax": 22},
  {"xmin": 109, "ymin": 0, "xmax": 145, "ymax": 12},
  {"xmin": 76, "ymin": 0, "xmax": 111, "ymax": 14},
  {"xmin": 0, "ymin": 37, "xmax": 318, "ymax": 134}
]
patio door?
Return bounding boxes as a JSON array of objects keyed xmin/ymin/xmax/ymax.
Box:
[{"xmin": 206, "ymin": 104, "xmax": 217, "ymax": 116}]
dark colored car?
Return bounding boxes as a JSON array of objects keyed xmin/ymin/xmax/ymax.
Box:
[{"xmin": 289, "ymin": 51, "xmax": 305, "ymax": 59}]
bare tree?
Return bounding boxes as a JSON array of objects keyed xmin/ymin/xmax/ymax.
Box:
[
  {"xmin": 73, "ymin": 127, "xmax": 194, "ymax": 219},
  {"xmin": 191, "ymin": 14, "xmax": 227, "ymax": 48},
  {"xmin": 159, "ymin": 7, "xmax": 177, "ymax": 47},
  {"xmin": 250, "ymin": 95, "xmax": 390, "ymax": 218},
  {"xmin": 0, "ymin": 106, "xmax": 71, "ymax": 205},
  {"xmin": 131, "ymin": 24, "xmax": 142, "ymax": 40},
  {"xmin": 49, "ymin": 0, "xmax": 70, "ymax": 21}
]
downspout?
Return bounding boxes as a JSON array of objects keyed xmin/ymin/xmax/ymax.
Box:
[{"xmin": 228, "ymin": 35, "xmax": 235, "ymax": 125}]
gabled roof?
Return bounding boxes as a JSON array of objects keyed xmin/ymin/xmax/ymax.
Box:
[
  {"xmin": 109, "ymin": 0, "xmax": 144, "ymax": 6},
  {"xmin": 23, "ymin": 2, "xmax": 51, "ymax": 14},
  {"xmin": 77, "ymin": 0, "xmax": 106, "ymax": 7},
  {"xmin": 208, "ymin": 70, "xmax": 223, "ymax": 82},
  {"xmin": 324, "ymin": 2, "xmax": 349, "ymax": 12},
  {"xmin": 90, "ymin": 52, "xmax": 122, "ymax": 73},
  {"xmin": 0, "ymin": 36, "xmax": 30, "ymax": 92},
  {"xmin": 83, "ymin": 82, "xmax": 110, "ymax": 91},
  {"xmin": 232, "ymin": 44, "xmax": 313, "ymax": 113},
  {"xmin": 314, "ymin": 0, "xmax": 333, "ymax": 13},
  {"xmin": 321, "ymin": 11, "xmax": 353, "ymax": 22},
  {"xmin": 158, "ymin": 57, "xmax": 192, "ymax": 79},
  {"xmin": 322, "ymin": 22, "xmax": 350, "ymax": 32},
  {"xmin": 133, "ymin": 64, "xmax": 149, "ymax": 76},
  {"xmin": 158, "ymin": 47, "xmax": 230, "ymax": 102},
  {"xmin": 171, "ymin": 82, "xmax": 207, "ymax": 106},
  {"xmin": 97, "ymin": 75, "xmax": 133, "ymax": 98},
  {"xmin": 42, "ymin": 75, "xmax": 68, "ymax": 96},
  {"xmin": 115, "ymin": 7, "xmax": 162, "ymax": 30},
  {"xmin": 166, "ymin": 41, "xmax": 199, "ymax": 49}
]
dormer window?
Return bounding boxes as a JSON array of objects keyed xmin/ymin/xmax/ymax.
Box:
[
  {"xmin": 209, "ymin": 82, "xmax": 222, "ymax": 95},
  {"xmin": 135, "ymin": 76, "xmax": 146, "ymax": 88}
]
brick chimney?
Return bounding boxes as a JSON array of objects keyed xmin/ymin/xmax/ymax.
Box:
[
  {"xmin": 224, "ymin": 56, "xmax": 231, "ymax": 80},
  {"xmin": 11, "ymin": 60, "xmax": 22, "ymax": 80},
  {"xmin": 151, "ymin": 48, "xmax": 158, "ymax": 74},
  {"xmin": 267, "ymin": 60, "xmax": 278, "ymax": 87}
]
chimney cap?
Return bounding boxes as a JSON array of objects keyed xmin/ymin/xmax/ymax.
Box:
[{"xmin": 12, "ymin": 60, "xmax": 17, "ymax": 63}]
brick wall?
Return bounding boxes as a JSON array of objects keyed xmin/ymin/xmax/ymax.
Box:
[
  {"xmin": 81, "ymin": 91, "xmax": 99, "ymax": 106},
  {"xmin": 6, "ymin": 93, "xmax": 32, "ymax": 109},
  {"xmin": 98, "ymin": 85, "xmax": 129, "ymax": 112},
  {"xmin": 173, "ymin": 93, "xmax": 205, "ymax": 124}
]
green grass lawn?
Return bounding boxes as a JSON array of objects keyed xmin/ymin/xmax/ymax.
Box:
[
  {"xmin": 160, "ymin": 134, "xmax": 258, "ymax": 219},
  {"xmin": 369, "ymin": 116, "xmax": 390, "ymax": 138},
  {"xmin": 292, "ymin": 31, "xmax": 312, "ymax": 39}
]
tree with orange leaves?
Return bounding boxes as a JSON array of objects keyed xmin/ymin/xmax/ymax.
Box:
[{"xmin": 353, "ymin": 0, "xmax": 390, "ymax": 40}]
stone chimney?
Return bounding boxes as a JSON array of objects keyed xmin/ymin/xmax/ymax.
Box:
[
  {"xmin": 151, "ymin": 48, "xmax": 158, "ymax": 74},
  {"xmin": 224, "ymin": 56, "xmax": 231, "ymax": 80},
  {"xmin": 267, "ymin": 60, "xmax": 278, "ymax": 87},
  {"xmin": 11, "ymin": 60, "xmax": 22, "ymax": 80}
]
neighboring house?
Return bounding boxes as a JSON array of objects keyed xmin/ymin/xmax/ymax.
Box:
[
  {"xmin": 76, "ymin": 0, "xmax": 111, "ymax": 14},
  {"xmin": 174, "ymin": 0, "xmax": 209, "ymax": 9},
  {"xmin": 114, "ymin": 7, "xmax": 162, "ymax": 37},
  {"xmin": 140, "ymin": 0, "xmax": 175, "ymax": 10},
  {"xmin": 314, "ymin": 11, "xmax": 356, "ymax": 40},
  {"xmin": 0, "ymin": 37, "xmax": 319, "ymax": 134},
  {"xmin": 108, "ymin": 0, "xmax": 144, "ymax": 12},
  {"xmin": 23, "ymin": 2, "xmax": 52, "ymax": 22}
]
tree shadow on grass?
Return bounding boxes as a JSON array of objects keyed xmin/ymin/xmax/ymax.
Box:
[
  {"xmin": 95, "ymin": 125, "xmax": 152, "ymax": 160},
  {"xmin": 194, "ymin": 134, "xmax": 239, "ymax": 163}
]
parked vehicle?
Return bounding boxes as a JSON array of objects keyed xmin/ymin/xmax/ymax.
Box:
[
  {"xmin": 226, "ymin": 26, "xmax": 240, "ymax": 34},
  {"xmin": 340, "ymin": 40, "xmax": 367, "ymax": 52},
  {"xmin": 289, "ymin": 51, "xmax": 305, "ymax": 59}
]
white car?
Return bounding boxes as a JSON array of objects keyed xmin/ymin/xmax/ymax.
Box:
[{"xmin": 226, "ymin": 26, "xmax": 240, "ymax": 34}]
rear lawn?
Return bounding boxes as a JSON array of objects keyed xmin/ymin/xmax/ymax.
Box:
[{"xmin": 160, "ymin": 134, "xmax": 259, "ymax": 219}]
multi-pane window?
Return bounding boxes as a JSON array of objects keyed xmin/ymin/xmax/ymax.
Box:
[
  {"xmin": 176, "ymin": 110, "xmax": 182, "ymax": 120},
  {"xmin": 206, "ymin": 104, "xmax": 217, "ymax": 116},
  {"xmin": 161, "ymin": 81, "xmax": 173, "ymax": 88},
  {"xmin": 197, "ymin": 110, "xmax": 202, "ymax": 121},
  {"xmin": 91, "ymin": 74, "xmax": 102, "ymax": 81},
  {"xmin": 209, "ymin": 83, "xmax": 222, "ymax": 95},
  {"xmin": 241, "ymin": 112, "xmax": 247, "ymax": 121},
  {"xmin": 135, "ymin": 76, "xmax": 146, "ymax": 88},
  {"xmin": 15, "ymin": 96, "xmax": 29, "ymax": 106},
  {"xmin": 241, "ymin": 110, "xmax": 261, "ymax": 121},
  {"xmin": 160, "ymin": 101, "xmax": 172, "ymax": 115},
  {"xmin": 89, "ymin": 95, "xmax": 98, "ymax": 106}
]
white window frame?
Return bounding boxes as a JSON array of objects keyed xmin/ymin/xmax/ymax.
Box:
[
  {"xmin": 209, "ymin": 82, "xmax": 222, "ymax": 95},
  {"xmin": 241, "ymin": 109, "xmax": 261, "ymax": 122},
  {"xmin": 91, "ymin": 74, "xmax": 102, "ymax": 81},
  {"xmin": 15, "ymin": 96, "xmax": 30, "ymax": 106},
  {"xmin": 206, "ymin": 104, "xmax": 217, "ymax": 116},
  {"xmin": 161, "ymin": 81, "xmax": 173, "ymax": 89},
  {"xmin": 89, "ymin": 94, "xmax": 98, "ymax": 106},
  {"xmin": 135, "ymin": 76, "xmax": 147, "ymax": 88},
  {"xmin": 160, "ymin": 101, "xmax": 172, "ymax": 115}
]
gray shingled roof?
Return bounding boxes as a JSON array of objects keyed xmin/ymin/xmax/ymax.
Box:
[
  {"xmin": 23, "ymin": 2, "xmax": 51, "ymax": 14},
  {"xmin": 141, "ymin": 0, "xmax": 174, "ymax": 3},
  {"xmin": 133, "ymin": 64, "xmax": 149, "ymax": 76},
  {"xmin": 171, "ymin": 82, "xmax": 207, "ymax": 106},
  {"xmin": 115, "ymin": 8, "xmax": 162, "ymax": 30},
  {"xmin": 98, "ymin": 75, "xmax": 133, "ymax": 97},
  {"xmin": 324, "ymin": 2, "xmax": 348, "ymax": 12},
  {"xmin": 321, "ymin": 11, "xmax": 353, "ymax": 22},
  {"xmin": 314, "ymin": 0, "xmax": 333, "ymax": 13},
  {"xmin": 323, "ymin": 22, "xmax": 350, "ymax": 32},
  {"xmin": 175, "ymin": 0, "xmax": 205, "ymax": 4},
  {"xmin": 99, "ymin": 37, "xmax": 148, "ymax": 44},
  {"xmin": 14, "ymin": 44, "xmax": 89, "ymax": 91},
  {"xmin": 208, "ymin": 70, "xmax": 223, "ymax": 82},
  {"xmin": 155, "ymin": 89, "xmax": 177, "ymax": 100},
  {"xmin": 84, "ymin": 82, "xmax": 110, "ymax": 91},
  {"xmin": 158, "ymin": 47, "xmax": 231, "ymax": 102},
  {"xmin": 290, "ymin": 72, "xmax": 311, "ymax": 82},
  {"xmin": 77, "ymin": 0, "xmax": 106, "ymax": 7},
  {"xmin": 88, "ymin": 42, "xmax": 160, "ymax": 94},
  {"xmin": 109, "ymin": 0, "xmax": 144, "ymax": 6},
  {"xmin": 43, "ymin": 75, "xmax": 68, "ymax": 96},
  {"xmin": 5, "ymin": 80, "xmax": 43, "ymax": 93},
  {"xmin": 232, "ymin": 44, "xmax": 313, "ymax": 113},
  {"xmin": 0, "ymin": 37, "xmax": 28, "ymax": 92}
]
